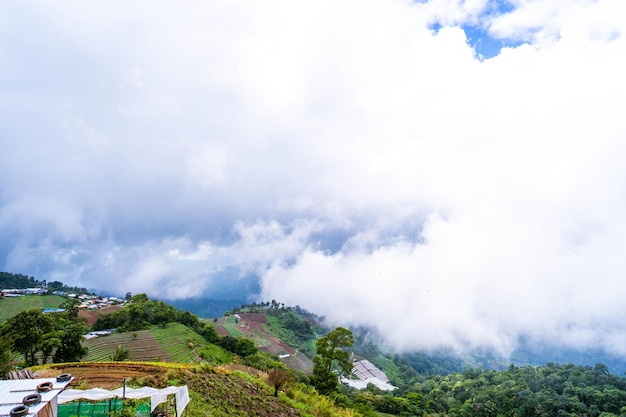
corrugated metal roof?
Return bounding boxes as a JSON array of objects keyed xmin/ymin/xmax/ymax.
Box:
[
  {"xmin": 0, "ymin": 377, "xmax": 73, "ymax": 417},
  {"xmin": 351, "ymin": 359, "xmax": 390, "ymax": 382}
]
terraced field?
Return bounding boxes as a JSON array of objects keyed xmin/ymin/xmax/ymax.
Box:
[
  {"xmin": 82, "ymin": 323, "xmax": 215, "ymax": 363},
  {"xmin": 152, "ymin": 323, "xmax": 207, "ymax": 362},
  {"xmin": 83, "ymin": 330, "xmax": 172, "ymax": 362}
]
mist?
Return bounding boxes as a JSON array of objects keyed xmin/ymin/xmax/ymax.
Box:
[{"xmin": 1, "ymin": 0, "xmax": 625, "ymax": 355}]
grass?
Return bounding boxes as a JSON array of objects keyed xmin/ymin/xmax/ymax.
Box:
[
  {"xmin": 83, "ymin": 330, "xmax": 170, "ymax": 362},
  {"xmin": 152, "ymin": 323, "xmax": 209, "ymax": 363},
  {"xmin": 221, "ymin": 317, "xmax": 247, "ymax": 337},
  {"xmin": 83, "ymin": 323, "xmax": 233, "ymax": 365},
  {"xmin": 263, "ymin": 315, "xmax": 304, "ymax": 348},
  {"xmin": 371, "ymin": 355, "xmax": 401, "ymax": 384},
  {"xmin": 197, "ymin": 344, "xmax": 233, "ymax": 365},
  {"xmin": 0, "ymin": 294, "xmax": 66, "ymax": 322},
  {"xmin": 281, "ymin": 383, "xmax": 363, "ymax": 417}
]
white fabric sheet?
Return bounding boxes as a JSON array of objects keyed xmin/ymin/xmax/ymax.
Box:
[{"xmin": 58, "ymin": 386, "xmax": 189, "ymax": 415}]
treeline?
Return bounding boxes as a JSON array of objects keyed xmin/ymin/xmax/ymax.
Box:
[
  {"xmin": 266, "ymin": 306, "xmax": 316, "ymax": 346},
  {"xmin": 45, "ymin": 280, "xmax": 93, "ymax": 295},
  {"xmin": 0, "ymin": 271, "xmax": 92, "ymax": 294},
  {"xmin": 342, "ymin": 362, "xmax": 626, "ymax": 417},
  {"xmin": 92, "ymin": 294, "xmax": 257, "ymax": 358},
  {"xmin": 228, "ymin": 300, "xmax": 315, "ymax": 317},
  {"xmin": 0, "ymin": 308, "xmax": 87, "ymax": 374},
  {"xmin": 0, "ymin": 272, "xmax": 40, "ymax": 289}
]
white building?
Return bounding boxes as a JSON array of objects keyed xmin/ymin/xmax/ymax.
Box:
[{"xmin": 341, "ymin": 359, "xmax": 397, "ymax": 391}]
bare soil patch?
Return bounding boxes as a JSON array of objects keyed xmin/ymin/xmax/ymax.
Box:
[
  {"xmin": 237, "ymin": 313, "xmax": 311, "ymax": 373},
  {"xmin": 34, "ymin": 363, "xmax": 178, "ymax": 390},
  {"xmin": 78, "ymin": 305, "xmax": 122, "ymax": 326}
]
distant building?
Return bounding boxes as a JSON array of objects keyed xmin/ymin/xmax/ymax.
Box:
[
  {"xmin": 83, "ymin": 330, "xmax": 113, "ymax": 340},
  {"xmin": 42, "ymin": 308, "xmax": 66, "ymax": 314},
  {"xmin": 341, "ymin": 359, "xmax": 397, "ymax": 391}
]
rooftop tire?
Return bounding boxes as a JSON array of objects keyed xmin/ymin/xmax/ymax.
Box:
[
  {"xmin": 10, "ymin": 405, "xmax": 29, "ymax": 417},
  {"xmin": 37, "ymin": 382, "xmax": 53, "ymax": 392},
  {"xmin": 23, "ymin": 393, "xmax": 41, "ymax": 406},
  {"xmin": 56, "ymin": 373, "xmax": 72, "ymax": 382}
]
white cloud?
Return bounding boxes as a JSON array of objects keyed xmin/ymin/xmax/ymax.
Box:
[{"xmin": 0, "ymin": 0, "xmax": 625, "ymax": 354}]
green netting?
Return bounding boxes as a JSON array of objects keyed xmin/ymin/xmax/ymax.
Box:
[{"xmin": 58, "ymin": 400, "xmax": 152, "ymax": 417}]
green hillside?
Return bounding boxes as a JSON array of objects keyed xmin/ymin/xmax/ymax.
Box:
[
  {"xmin": 14, "ymin": 296, "xmax": 626, "ymax": 417},
  {"xmin": 83, "ymin": 323, "xmax": 232, "ymax": 365},
  {"xmin": 38, "ymin": 362, "xmax": 361, "ymax": 417},
  {"xmin": 0, "ymin": 294, "xmax": 66, "ymax": 322}
]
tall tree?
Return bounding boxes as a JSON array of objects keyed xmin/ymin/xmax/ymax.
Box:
[
  {"xmin": 315, "ymin": 326, "xmax": 354, "ymax": 372},
  {"xmin": 53, "ymin": 320, "xmax": 88, "ymax": 363},
  {"xmin": 311, "ymin": 327, "xmax": 354, "ymax": 394}
]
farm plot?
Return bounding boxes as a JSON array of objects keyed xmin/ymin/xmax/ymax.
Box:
[
  {"xmin": 152, "ymin": 323, "xmax": 207, "ymax": 363},
  {"xmin": 83, "ymin": 330, "xmax": 172, "ymax": 362},
  {"xmin": 78, "ymin": 305, "xmax": 121, "ymax": 326},
  {"xmin": 0, "ymin": 295, "xmax": 65, "ymax": 322},
  {"xmin": 34, "ymin": 362, "xmax": 189, "ymax": 390},
  {"xmin": 218, "ymin": 316, "xmax": 248, "ymax": 337}
]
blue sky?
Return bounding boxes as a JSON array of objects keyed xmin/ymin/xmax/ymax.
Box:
[
  {"xmin": 1, "ymin": 0, "xmax": 626, "ymax": 356},
  {"xmin": 429, "ymin": 0, "xmax": 523, "ymax": 59}
]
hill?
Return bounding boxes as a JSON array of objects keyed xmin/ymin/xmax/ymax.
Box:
[
  {"xmin": 0, "ymin": 294, "xmax": 66, "ymax": 321},
  {"xmin": 78, "ymin": 304, "xmax": 122, "ymax": 326},
  {"xmin": 12, "ymin": 295, "xmax": 626, "ymax": 417},
  {"xmin": 215, "ymin": 312, "xmax": 314, "ymax": 373},
  {"xmin": 83, "ymin": 323, "xmax": 232, "ymax": 364},
  {"xmin": 33, "ymin": 362, "xmax": 358, "ymax": 417}
]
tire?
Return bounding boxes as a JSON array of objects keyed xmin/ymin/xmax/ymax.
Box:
[
  {"xmin": 56, "ymin": 373, "xmax": 72, "ymax": 382},
  {"xmin": 152, "ymin": 406, "xmax": 167, "ymax": 417},
  {"xmin": 37, "ymin": 382, "xmax": 53, "ymax": 392},
  {"xmin": 10, "ymin": 405, "xmax": 29, "ymax": 417},
  {"xmin": 23, "ymin": 394, "xmax": 41, "ymax": 406}
]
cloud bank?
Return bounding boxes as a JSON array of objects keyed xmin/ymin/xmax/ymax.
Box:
[{"xmin": 1, "ymin": 0, "xmax": 625, "ymax": 355}]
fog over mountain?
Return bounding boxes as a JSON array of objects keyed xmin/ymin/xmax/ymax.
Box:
[{"xmin": 1, "ymin": 0, "xmax": 625, "ymax": 357}]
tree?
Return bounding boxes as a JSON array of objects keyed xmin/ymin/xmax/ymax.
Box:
[
  {"xmin": 233, "ymin": 338, "xmax": 258, "ymax": 357},
  {"xmin": 311, "ymin": 327, "xmax": 354, "ymax": 394},
  {"xmin": 111, "ymin": 345, "xmax": 130, "ymax": 361},
  {"xmin": 315, "ymin": 327, "xmax": 354, "ymax": 373},
  {"xmin": 199, "ymin": 324, "xmax": 220, "ymax": 343},
  {"xmin": 59, "ymin": 298, "xmax": 81, "ymax": 318},
  {"xmin": 40, "ymin": 331, "xmax": 62, "ymax": 364},
  {"xmin": 47, "ymin": 281, "xmax": 64, "ymax": 292},
  {"xmin": 53, "ymin": 321, "xmax": 88, "ymax": 363},
  {"xmin": 267, "ymin": 369, "xmax": 292, "ymax": 397},
  {"xmin": 0, "ymin": 339, "xmax": 16, "ymax": 378},
  {"xmin": 1, "ymin": 309, "xmax": 53, "ymax": 366},
  {"xmin": 131, "ymin": 293, "xmax": 149, "ymax": 303},
  {"xmin": 311, "ymin": 363, "xmax": 339, "ymax": 395}
]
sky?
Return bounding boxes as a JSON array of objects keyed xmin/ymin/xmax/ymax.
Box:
[{"xmin": 1, "ymin": 0, "xmax": 625, "ymax": 356}]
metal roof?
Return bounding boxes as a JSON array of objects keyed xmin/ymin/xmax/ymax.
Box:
[
  {"xmin": 351, "ymin": 359, "xmax": 390, "ymax": 382},
  {"xmin": 0, "ymin": 377, "xmax": 73, "ymax": 417}
]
